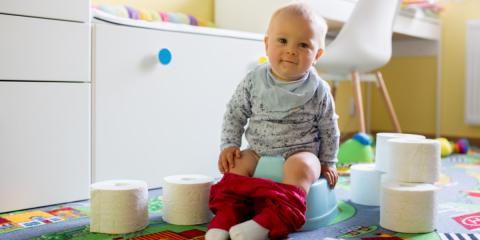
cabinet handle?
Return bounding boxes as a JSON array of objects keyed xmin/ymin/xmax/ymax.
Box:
[{"xmin": 158, "ymin": 48, "xmax": 172, "ymax": 65}]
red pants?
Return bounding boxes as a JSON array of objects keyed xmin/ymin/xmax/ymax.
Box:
[{"xmin": 208, "ymin": 173, "xmax": 307, "ymax": 239}]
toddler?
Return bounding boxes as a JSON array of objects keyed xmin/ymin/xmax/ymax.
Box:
[{"xmin": 207, "ymin": 2, "xmax": 339, "ymax": 240}]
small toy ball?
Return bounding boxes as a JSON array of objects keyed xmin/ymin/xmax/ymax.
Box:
[
  {"xmin": 456, "ymin": 138, "xmax": 470, "ymax": 154},
  {"xmin": 437, "ymin": 137, "xmax": 453, "ymax": 157}
]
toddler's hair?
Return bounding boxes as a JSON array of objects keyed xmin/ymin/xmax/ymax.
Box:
[{"xmin": 269, "ymin": 2, "xmax": 328, "ymax": 49}]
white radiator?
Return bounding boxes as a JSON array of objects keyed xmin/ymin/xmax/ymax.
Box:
[{"xmin": 465, "ymin": 20, "xmax": 480, "ymax": 125}]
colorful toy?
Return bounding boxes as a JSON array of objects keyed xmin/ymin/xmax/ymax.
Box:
[
  {"xmin": 94, "ymin": 4, "xmax": 215, "ymax": 27},
  {"xmin": 437, "ymin": 137, "xmax": 453, "ymax": 157},
  {"xmin": 452, "ymin": 138, "xmax": 470, "ymax": 154},
  {"xmin": 437, "ymin": 137, "xmax": 471, "ymax": 157},
  {"xmin": 337, "ymin": 132, "xmax": 374, "ymax": 167},
  {"xmin": 258, "ymin": 56, "xmax": 268, "ymax": 64}
]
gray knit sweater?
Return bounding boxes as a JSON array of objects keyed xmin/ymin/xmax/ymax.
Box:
[{"xmin": 221, "ymin": 64, "xmax": 339, "ymax": 166}]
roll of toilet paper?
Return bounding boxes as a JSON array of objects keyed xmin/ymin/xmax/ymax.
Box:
[
  {"xmin": 387, "ymin": 138, "xmax": 441, "ymax": 183},
  {"xmin": 350, "ymin": 163, "xmax": 384, "ymax": 206},
  {"xmin": 380, "ymin": 181, "xmax": 438, "ymax": 233},
  {"xmin": 162, "ymin": 174, "xmax": 213, "ymax": 225},
  {"xmin": 90, "ymin": 180, "xmax": 148, "ymax": 234},
  {"xmin": 375, "ymin": 133, "xmax": 425, "ymax": 173}
]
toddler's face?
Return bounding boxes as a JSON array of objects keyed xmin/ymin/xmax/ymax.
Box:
[{"xmin": 265, "ymin": 13, "xmax": 323, "ymax": 81}]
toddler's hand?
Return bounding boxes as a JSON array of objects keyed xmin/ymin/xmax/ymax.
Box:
[
  {"xmin": 218, "ymin": 147, "xmax": 241, "ymax": 173},
  {"xmin": 321, "ymin": 164, "xmax": 338, "ymax": 188}
]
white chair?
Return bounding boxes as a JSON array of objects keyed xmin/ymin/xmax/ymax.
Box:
[{"xmin": 316, "ymin": 0, "xmax": 402, "ymax": 133}]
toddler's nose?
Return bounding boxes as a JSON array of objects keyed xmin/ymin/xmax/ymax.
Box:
[{"xmin": 285, "ymin": 48, "xmax": 297, "ymax": 56}]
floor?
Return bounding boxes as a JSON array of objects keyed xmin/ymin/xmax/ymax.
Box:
[{"xmin": 1, "ymin": 153, "xmax": 479, "ymax": 240}]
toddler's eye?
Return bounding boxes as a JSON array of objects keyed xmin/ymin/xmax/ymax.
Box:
[
  {"xmin": 299, "ymin": 43, "xmax": 309, "ymax": 48},
  {"xmin": 278, "ymin": 38, "xmax": 287, "ymax": 44}
]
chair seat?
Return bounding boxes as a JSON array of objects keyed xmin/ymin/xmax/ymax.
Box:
[
  {"xmin": 313, "ymin": 0, "xmax": 402, "ymax": 133},
  {"xmin": 253, "ymin": 156, "xmax": 338, "ymax": 231},
  {"xmin": 315, "ymin": 0, "xmax": 400, "ymax": 75}
]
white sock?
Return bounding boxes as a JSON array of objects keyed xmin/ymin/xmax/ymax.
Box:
[
  {"xmin": 229, "ymin": 220, "xmax": 269, "ymax": 240},
  {"xmin": 205, "ymin": 228, "xmax": 229, "ymax": 240}
]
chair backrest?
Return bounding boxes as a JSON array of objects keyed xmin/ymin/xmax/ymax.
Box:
[{"xmin": 316, "ymin": 0, "xmax": 401, "ymax": 74}]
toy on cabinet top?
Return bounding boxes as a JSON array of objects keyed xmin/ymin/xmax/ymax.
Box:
[{"xmin": 93, "ymin": 4, "xmax": 214, "ymax": 27}]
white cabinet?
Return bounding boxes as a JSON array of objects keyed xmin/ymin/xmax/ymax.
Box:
[
  {"xmin": 0, "ymin": 3, "xmax": 90, "ymax": 213},
  {"xmin": 93, "ymin": 23, "xmax": 264, "ymax": 188},
  {"xmin": 0, "ymin": 83, "xmax": 90, "ymax": 212},
  {"xmin": 0, "ymin": 0, "xmax": 90, "ymax": 22}
]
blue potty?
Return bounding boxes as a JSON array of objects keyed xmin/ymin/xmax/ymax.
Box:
[{"xmin": 253, "ymin": 156, "xmax": 338, "ymax": 231}]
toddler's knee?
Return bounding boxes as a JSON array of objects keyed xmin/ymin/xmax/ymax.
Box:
[
  {"xmin": 229, "ymin": 151, "xmax": 259, "ymax": 176},
  {"xmin": 284, "ymin": 153, "xmax": 320, "ymax": 181},
  {"xmin": 228, "ymin": 159, "xmax": 251, "ymax": 176}
]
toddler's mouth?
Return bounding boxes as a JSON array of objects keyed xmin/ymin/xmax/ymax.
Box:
[{"xmin": 281, "ymin": 59, "xmax": 297, "ymax": 64}]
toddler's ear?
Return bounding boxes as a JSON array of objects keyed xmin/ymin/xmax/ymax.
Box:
[
  {"xmin": 264, "ymin": 36, "xmax": 269, "ymax": 52},
  {"xmin": 315, "ymin": 48, "xmax": 324, "ymax": 61}
]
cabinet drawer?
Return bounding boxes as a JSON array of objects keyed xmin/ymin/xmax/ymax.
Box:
[
  {"xmin": 0, "ymin": 0, "xmax": 90, "ymax": 22},
  {"xmin": 0, "ymin": 14, "xmax": 90, "ymax": 82},
  {"xmin": 0, "ymin": 82, "xmax": 91, "ymax": 212}
]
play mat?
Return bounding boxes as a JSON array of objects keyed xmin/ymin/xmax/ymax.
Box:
[{"xmin": 1, "ymin": 150, "xmax": 479, "ymax": 240}]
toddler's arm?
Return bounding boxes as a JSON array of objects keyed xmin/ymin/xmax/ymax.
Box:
[
  {"xmin": 317, "ymin": 82, "xmax": 340, "ymax": 188},
  {"xmin": 220, "ymin": 74, "xmax": 253, "ymax": 153}
]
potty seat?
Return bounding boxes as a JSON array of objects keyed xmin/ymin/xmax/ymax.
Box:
[{"xmin": 253, "ymin": 156, "xmax": 338, "ymax": 231}]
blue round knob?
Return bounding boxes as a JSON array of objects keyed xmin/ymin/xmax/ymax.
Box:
[{"xmin": 158, "ymin": 48, "xmax": 172, "ymax": 65}]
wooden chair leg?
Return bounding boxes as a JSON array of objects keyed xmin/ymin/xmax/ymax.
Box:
[
  {"xmin": 352, "ymin": 71, "xmax": 366, "ymax": 133},
  {"xmin": 375, "ymin": 71, "xmax": 401, "ymax": 133}
]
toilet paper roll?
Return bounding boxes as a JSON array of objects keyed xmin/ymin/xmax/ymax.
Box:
[
  {"xmin": 380, "ymin": 181, "xmax": 438, "ymax": 233},
  {"xmin": 387, "ymin": 138, "xmax": 441, "ymax": 183},
  {"xmin": 162, "ymin": 174, "xmax": 213, "ymax": 225},
  {"xmin": 90, "ymin": 180, "xmax": 148, "ymax": 234},
  {"xmin": 350, "ymin": 163, "xmax": 384, "ymax": 206},
  {"xmin": 375, "ymin": 133, "xmax": 425, "ymax": 173}
]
